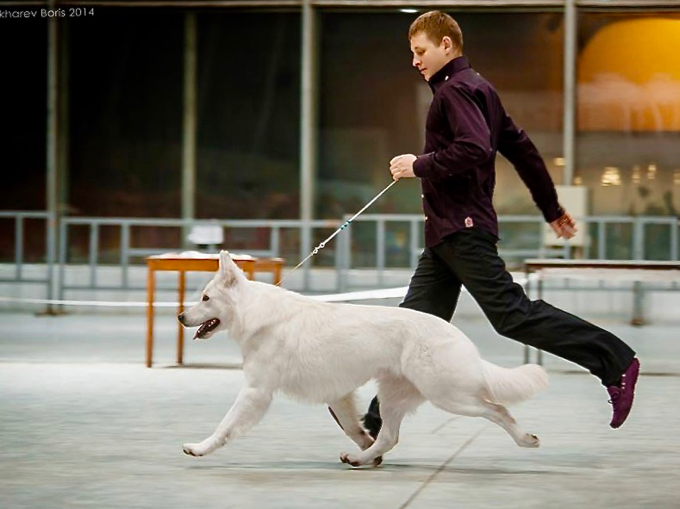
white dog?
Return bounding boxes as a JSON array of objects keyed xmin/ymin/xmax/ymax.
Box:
[{"xmin": 178, "ymin": 251, "xmax": 548, "ymax": 467}]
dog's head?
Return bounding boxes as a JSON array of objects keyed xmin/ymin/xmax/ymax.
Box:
[{"xmin": 177, "ymin": 250, "xmax": 245, "ymax": 340}]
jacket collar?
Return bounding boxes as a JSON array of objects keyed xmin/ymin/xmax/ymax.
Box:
[{"xmin": 428, "ymin": 55, "xmax": 471, "ymax": 93}]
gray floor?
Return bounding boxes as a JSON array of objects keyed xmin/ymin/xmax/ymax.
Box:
[{"xmin": 1, "ymin": 310, "xmax": 678, "ymax": 509}]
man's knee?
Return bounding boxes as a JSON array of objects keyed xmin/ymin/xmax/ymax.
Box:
[{"xmin": 489, "ymin": 310, "xmax": 529, "ymax": 338}]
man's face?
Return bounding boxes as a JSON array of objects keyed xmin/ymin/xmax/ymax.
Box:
[{"xmin": 410, "ymin": 32, "xmax": 453, "ymax": 82}]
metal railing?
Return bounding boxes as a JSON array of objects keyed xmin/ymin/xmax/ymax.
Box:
[
  {"xmin": 0, "ymin": 211, "xmax": 678, "ymax": 299},
  {"xmin": 56, "ymin": 217, "xmax": 345, "ymax": 297},
  {"xmin": 0, "ymin": 211, "xmax": 56, "ymax": 303},
  {"xmin": 337, "ymin": 214, "xmax": 680, "ymax": 289}
]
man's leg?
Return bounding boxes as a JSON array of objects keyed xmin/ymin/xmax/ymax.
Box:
[
  {"xmin": 363, "ymin": 248, "xmax": 462, "ymax": 438},
  {"xmin": 398, "ymin": 248, "xmax": 463, "ymax": 320},
  {"xmin": 432, "ymin": 229, "xmax": 639, "ymax": 428}
]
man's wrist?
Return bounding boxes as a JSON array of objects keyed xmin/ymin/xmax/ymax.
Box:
[
  {"xmin": 413, "ymin": 153, "xmax": 432, "ymax": 178},
  {"xmin": 544, "ymin": 205, "xmax": 564, "ymax": 224}
]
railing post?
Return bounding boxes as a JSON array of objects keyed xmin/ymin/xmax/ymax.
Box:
[
  {"xmin": 89, "ymin": 222, "xmax": 99, "ymax": 288},
  {"xmin": 343, "ymin": 214, "xmax": 352, "ymax": 291},
  {"xmin": 301, "ymin": 221, "xmax": 312, "ymax": 291},
  {"xmin": 376, "ymin": 218, "xmax": 385, "ymax": 287},
  {"xmin": 536, "ymin": 220, "xmax": 545, "ymax": 258},
  {"xmin": 598, "ymin": 220, "xmax": 606, "ymax": 259},
  {"xmin": 46, "ymin": 211, "xmax": 56, "ymax": 313},
  {"xmin": 524, "ymin": 270, "xmax": 532, "ymax": 363},
  {"xmin": 633, "ymin": 217, "xmax": 644, "ymax": 260},
  {"xmin": 410, "ymin": 219, "xmax": 419, "ymax": 269},
  {"xmin": 336, "ymin": 227, "xmax": 346, "ymax": 293},
  {"xmin": 632, "ymin": 281, "xmax": 645, "ymax": 326},
  {"xmin": 121, "ymin": 222, "xmax": 130, "ymax": 290},
  {"xmin": 15, "ymin": 215, "xmax": 23, "ymax": 281},
  {"xmin": 58, "ymin": 217, "xmax": 68, "ymax": 302},
  {"xmin": 271, "ymin": 226, "xmax": 280, "ymax": 257}
]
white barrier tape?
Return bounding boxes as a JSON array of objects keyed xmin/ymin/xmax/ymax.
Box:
[
  {"xmin": 309, "ymin": 286, "xmax": 408, "ymax": 302},
  {"xmin": 0, "ymin": 276, "xmax": 530, "ymax": 308},
  {"xmin": 0, "ymin": 287, "xmax": 410, "ymax": 308},
  {"xmin": 0, "ymin": 296, "xmax": 182, "ymax": 308}
]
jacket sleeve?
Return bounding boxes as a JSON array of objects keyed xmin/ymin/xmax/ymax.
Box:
[
  {"xmin": 413, "ymin": 87, "xmax": 493, "ymax": 180},
  {"xmin": 497, "ymin": 108, "xmax": 563, "ymax": 223}
]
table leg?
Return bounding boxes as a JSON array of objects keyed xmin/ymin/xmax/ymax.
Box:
[
  {"xmin": 177, "ymin": 270, "xmax": 185, "ymax": 365},
  {"xmin": 524, "ymin": 269, "xmax": 531, "ymax": 364},
  {"xmin": 631, "ymin": 281, "xmax": 645, "ymax": 326},
  {"xmin": 274, "ymin": 263, "xmax": 282, "ymax": 286},
  {"xmin": 146, "ymin": 267, "xmax": 155, "ymax": 368},
  {"xmin": 536, "ymin": 276, "xmax": 544, "ymax": 366}
]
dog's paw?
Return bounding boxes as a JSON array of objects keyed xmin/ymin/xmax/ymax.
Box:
[
  {"xmin": 519, "ymin": 433, "xmax": 540, "ymax": 448},
  {"xmin": 183, "ymin": 438, "xmax": 221, "ymax": 457},
  {"xmin": 183, "ymin": 435, "xmax": 225, "ymax": 457},
  {"xmin": 340, "ymin": 452, "xmax": 363, "ymax": 467},
  {"xmin": 340, "ymin": 452, "xmax": 382, "ymax": 468},
  {"xmin": 183, "ymin": 442, "xmax": 208, "ymax": 457}
]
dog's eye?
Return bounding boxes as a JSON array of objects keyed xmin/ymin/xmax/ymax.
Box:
[{"xmin": 202, "ymin": 295, "xmax": 210, "ymax": 302}]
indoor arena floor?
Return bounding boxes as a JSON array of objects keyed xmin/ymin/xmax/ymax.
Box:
[{"xmin": 1, "ymin": 311, "xmax": 678, "ymax": 509}]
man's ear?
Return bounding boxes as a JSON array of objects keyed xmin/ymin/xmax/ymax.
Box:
[
  {"xmin": 441, "ymin": 36, "xmax": 453, "ymax": 54},
  {"xmin": 219, "ymin": 250, "xmax": 237, "ymax": 286}
]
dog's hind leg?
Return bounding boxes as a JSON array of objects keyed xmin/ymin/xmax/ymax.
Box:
[
  {"xmin": 328, "ymin": 393, "xmax": 374, "ymax": 451},
  {"xmin": 429, "ymin": 394, "xmax": 539, "ymax": 448},
  {"xmin": 340, "ymin": 377, "xmax": 424, "ymax": 468},
  {"xmin": 183, "ymin": 386, "xmax": 273, "ymax": 457}
]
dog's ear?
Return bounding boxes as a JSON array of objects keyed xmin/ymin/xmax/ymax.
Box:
[{"xmin": 218, "ymin": 250, "xmax": 238, "ymax": 286}]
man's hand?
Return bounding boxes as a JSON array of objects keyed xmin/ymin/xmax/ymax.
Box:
[
  {"xmin": 550, "ymin": 212, "xmax": 577, "ymax": 239},
  {"xmin": 389, "ymin": 154, "xmax": 417, "ymax": 180}
]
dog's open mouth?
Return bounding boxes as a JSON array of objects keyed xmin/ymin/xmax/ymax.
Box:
[{"xmin": 194, "ymin": 318, "xmax": 220, "ymax": 339}]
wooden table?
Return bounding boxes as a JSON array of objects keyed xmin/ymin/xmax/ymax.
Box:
[
  {"xmin": 523, "ymin": 259, "xmax": 680, "ymax": 364},
  {"xmin": 146, "ymin": 253, "xmax": 283, "ymax": 367}
]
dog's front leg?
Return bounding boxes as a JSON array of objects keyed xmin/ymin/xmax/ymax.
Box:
[{"xmin": 183, "ymin": 386, "xmax": 272, "ymax": 457}]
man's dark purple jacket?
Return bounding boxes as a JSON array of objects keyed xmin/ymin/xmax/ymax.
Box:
[{"xmin": 412, "ymin": 56, "xmax": 564, "ymax": 247}]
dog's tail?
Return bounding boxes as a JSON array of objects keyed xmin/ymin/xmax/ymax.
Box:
[{"xmin": 481, "ymin": 360, "xmax": 548, "ymax": 405}]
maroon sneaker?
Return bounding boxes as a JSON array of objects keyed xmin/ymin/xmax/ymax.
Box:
[{"xmin": 607, "ymin": 358, "xmax": 640, "ymax": 429}]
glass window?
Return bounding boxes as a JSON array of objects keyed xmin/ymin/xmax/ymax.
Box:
[
  {"xmin": 196, "ymin": 11, "xmax": 301, "ymax": 221},
  {"xmin": 577, "ymin": 12, "xmax": 680, "ymax": 216},
  {"xmin": 318, "ymin": 12, "xmax": 422, "ymax": 220},
  {"xmin": 577, "ymin": 12, "xmax": 680, "ymax": 259},
  {"xmin": 0, "ymin": 18, "xmax": 47, "ymax": 263},
  {"xmin": 0, "ymin": 18, "xmax": 47, "ymax": 212},
  {"xmin": 69, "ymin": 8, "xmax": 184, "ymax": 218},
  {"xmin": 65, "ymin": 9, "xmax": 186, "ymax": 261},
  {"xmin": 463, "ymin": 12, "xmax": 565, "ymax": 216},
  {"xmin": 0, "ymin": 19, "xmax": 47, "ymax": 210}
]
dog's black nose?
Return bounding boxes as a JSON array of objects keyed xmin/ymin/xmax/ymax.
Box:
[{"xmin": 178, "ymin": 313, "xmax": 185, "ymax": 324}]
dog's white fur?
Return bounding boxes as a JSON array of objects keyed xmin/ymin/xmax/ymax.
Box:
[{"xmin": 178, "ymin": 251, "xmax": 548, "ymax": 467}]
